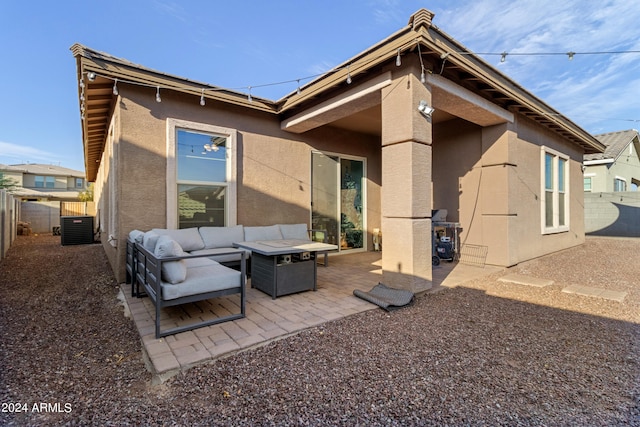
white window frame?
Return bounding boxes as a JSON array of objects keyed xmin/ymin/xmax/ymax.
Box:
[
  {"xmin": 540, "ymin": 146, "xmax": 570, "ymax": 234},
  {"xmin": 166, "ymin": 118, "xmax": 237, "ymax": 228},
  {"xmin": 583, "ymin": 173, "xmax": 595, "ymax": 192},
  {"xmin": 614, "ymin": 176, "xmax": 627, "ymax": 192}
]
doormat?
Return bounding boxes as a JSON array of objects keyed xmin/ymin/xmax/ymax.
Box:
[{"xmin": 353, "ymin": 283, "xmax": 414, "ymax": 311}]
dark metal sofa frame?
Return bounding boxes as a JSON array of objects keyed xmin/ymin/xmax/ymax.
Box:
[{"xmin": 134, "ymin": 242, "xmax": 246, "ymax": 338}]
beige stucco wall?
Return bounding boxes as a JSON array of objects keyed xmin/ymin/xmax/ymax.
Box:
[
  {"xmin": 433, "ymin": 115, "xmax": 585, "ymax": 267},
  {"xmin": 585, "ymin": 140, "xmax": 640, "ymax": 192},
  {"xmin": 103, "ymin": 86, "xmax": 381, "ymax": 282},
  {"xmin": 97, "ymin": 81, "xmax": 587, "ymax": 281}
]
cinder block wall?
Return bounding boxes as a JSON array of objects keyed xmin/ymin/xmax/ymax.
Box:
[{"xmin": 585, "ymin": 192, "xmax": 640, "ymax": 237}]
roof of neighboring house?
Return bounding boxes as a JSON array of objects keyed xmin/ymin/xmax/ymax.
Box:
[
  {"xmin": 11, "ymin": 188, "xmax": 82, "ymax": 199},
  {"xmin": 0, "ymin": 163, "xmax": 85, "ymax": 178},
  {"xmin": 585, "ymin": 129, "xmax": 640, "ymax": 162},
  {"xmin": 72, "ymin": 8, "xmax": 605, "ymax": 182}
]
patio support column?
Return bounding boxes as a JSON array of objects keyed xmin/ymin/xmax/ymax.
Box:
[{"xmin": 380, "ymin": 71, "xmax": 433, "ymax": 293}]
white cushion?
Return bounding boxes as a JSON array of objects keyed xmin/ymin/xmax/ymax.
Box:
[
  {"xmin": 151, "ymin": 228, "xmax": 205, "ymax": 252},
  {"xmin": 278, "ymin": 224, "xmax": 309, "ymax": 241},
  {"xmin": 244, "ymin": 225, "xmax": 283, "ymax": 242},
  {"xmin": 199, "ymin": 225, "xmax": 244, "ymax": 249},
  {"xmin": 128, "ymin": 229, "xmax": 145, "ymax": 244},
  {"xmin": 142, "ymin": 231, "xmax": 161, "ymax": 252},
  {"xmin": 154, "ymin": 235, "xmax": 187, "ymax": 284},
  {"xmin": 161, "ymin": 263, "xmax": 242, "ymax": 300}
]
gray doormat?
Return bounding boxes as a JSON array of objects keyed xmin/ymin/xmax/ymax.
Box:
[{"xmin": 353, "ymin": 283, "xmax": 414, "ymax": 311}]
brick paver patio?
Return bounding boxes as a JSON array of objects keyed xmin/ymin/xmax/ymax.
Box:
[{"xmin": 122, "ymin": 252, "xmax": 497, "ymax": 382}]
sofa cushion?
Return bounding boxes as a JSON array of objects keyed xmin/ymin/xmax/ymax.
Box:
[
  {"xmin": 151, "ymin": 227, "xmax": 205, "ymax": 252},
  {"xmin": 154, "ymin": 235, "xmax": 188, "ymax": 284},
  {"xmin": 190, "ymin": 247, "xmax": 249, "ymax": 264},
  {"xmin": 142, "ymin": 231, "xmax": 161, "ymax": 252},
  {"xmin": 161, "ymin": 263, "xmax": 242, "ymax": 300},
  {"xmin": 244, "ymin": 225, "xmax": 283, "ymax": 242},
  {"xmin": 278, "ymin": 223, "xmax": 309, "ymax": 241},
  {"xmin": 128, "ymin": 229, "xmax": 145, "ymax": 244},
  {"xmin": 199, "ymin": 225, "xmax": 244, "ymax": 249}
]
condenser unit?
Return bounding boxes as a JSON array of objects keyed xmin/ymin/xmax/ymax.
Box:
[{"xmin": 60, "ymin": 216, "xmax": 95, "ymax": 246}]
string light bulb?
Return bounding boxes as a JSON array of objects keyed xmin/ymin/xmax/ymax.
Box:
[
  {"xmin": 87, "ymin": 72, "xmax": 96, "ymax": 81},
  {"xmin": 112, "ymin": 79, "xmax": 118, "ymax": 96},
  {"xmin": 247, "ymin": 86, "xmax": 252, "ymax": 103},
  {"xmin": 417, "ymin": 43, "xmax": 426, "ymax": 83},
  {"xmin": 567, "ymin": 51, "xmax": 575, "ymax": 60},
  {"xmin": 155, "ymin": 86, "xmax": 161, "ymax": 103},
  {"xmin": 396, "ymin": 48, "xmax": 402, "ymax": 66},
  {"xmin": 346, "ymin": 65, "xmax": 352, "ymax": 84},
  {"xmin": 200, "ymin": 89, "xmax": 205, "ymax": 106},
  {"xmin": 296, "ymin": 79, "xmax": 301, "ymax": 95},
  {"xmin": 500, "ymin": 52, "xmax": 507, "ymax": 63}
]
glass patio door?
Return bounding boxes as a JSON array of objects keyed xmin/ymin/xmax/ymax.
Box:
[{"xmin": 311, "ymin": 152, "xmax": 365, "ymax": 252}]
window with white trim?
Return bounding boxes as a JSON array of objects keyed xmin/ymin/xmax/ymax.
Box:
[
  {"xmin": 167, "ymin": 119, "xmax": 237, "ymax": 229},
  {"xmin": 541, "ymin": 147, "xmax": 569, "ymax": 234},
  {"xmin": 614, "ymin": 177, "xmax": 627, "ymax": 192}
]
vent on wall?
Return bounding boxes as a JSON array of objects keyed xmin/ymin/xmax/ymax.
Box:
[{"xmin": 60, "ymin": 216, "xmax": 95, "ymax": 246}]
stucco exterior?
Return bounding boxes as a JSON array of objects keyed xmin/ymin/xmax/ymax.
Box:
[
  {"xmin": 72, "ymin": 8, "xmax": 604, "ymax": 288},
  {"xmin": 584, "ymin": 129, "xmax": 640, "ymax": 193}
]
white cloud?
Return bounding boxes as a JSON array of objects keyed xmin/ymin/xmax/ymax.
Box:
[
  {"xmin": 434, "ymin": 0, "xmax": 640, "ymax": 133},
  {"xmin": 0, "ymin": 141, "xmax": 63, "ymax": 165}
]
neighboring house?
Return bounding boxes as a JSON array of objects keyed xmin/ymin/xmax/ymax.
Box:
[
  {"xmin": 0, "ymin": 163, "xmax": 87, "ymax": 201},
  {"xmin": 583, "ymin": 129, "xmax": 640, "ymax": 192},
  {"xmin": 71, "ymin": 8, "xmax": 604, "ymax": 290}
]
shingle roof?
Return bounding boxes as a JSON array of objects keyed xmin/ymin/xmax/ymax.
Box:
[
  {"xmin": 0, "ymin": 163, "xmax": 84, "ymax": 177},
  {"xmin": 585, "ymin": 129, "xmax": 640, "ymax": 161}
]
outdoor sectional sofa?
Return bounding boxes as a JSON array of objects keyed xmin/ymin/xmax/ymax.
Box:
[{"xmin": 126, "ymin": 224, "xmax": 326, "ymax": 338}]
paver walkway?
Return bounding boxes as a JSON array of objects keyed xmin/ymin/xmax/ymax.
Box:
[{"xmin": 122, "ymin": 252, "xmax": 500, "ymax": 382}]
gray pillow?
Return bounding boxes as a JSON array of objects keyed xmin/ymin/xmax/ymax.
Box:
[
  {"xmin": 154, "ymin": 235, "xmax": 187, "ymax": 284},
  {"xmin": 128, "ymin": 229, "xmax": 145, "ymax": 244},
  {"xmin": 142, "ymin": 231, "xmax": 160, "ymax": 252},
  {"xmin": 151, "ymin": 227, "xmax": 205, "ymax": 252},
  {"xmin": 278, "ymin": 224, "xmax": 309, "ymax": 240},
  {"xmin": 244, "ymin": 225, "xmax": 284, "ymax": 242}
]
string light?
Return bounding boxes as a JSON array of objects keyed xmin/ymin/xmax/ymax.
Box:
[
  {"xmin": 418, "ymin": 43, "xmax": 427, "ymax": 83},
  {"xmin": 78, "ymin": 46, "xmax": 640, "ymax": 115}
]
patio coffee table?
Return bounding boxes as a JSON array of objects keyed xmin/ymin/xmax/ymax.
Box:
[{"xmin": 234, "ymin": 240, "xmax": 338, "ymax": 299}]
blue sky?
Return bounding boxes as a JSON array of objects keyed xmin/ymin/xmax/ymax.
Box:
[{"xmin": 1, "ymin": 0, "xmax": 639, "ymax": 173}]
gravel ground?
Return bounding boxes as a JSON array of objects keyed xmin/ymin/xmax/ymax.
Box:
[{"xmin": 0, "ymin": 234, "xmax": 638, "ymax": 426}]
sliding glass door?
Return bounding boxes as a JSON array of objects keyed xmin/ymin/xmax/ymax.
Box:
[{"xmin": 311, "ymin": 152, "xmax": 365, "ymax": 252}]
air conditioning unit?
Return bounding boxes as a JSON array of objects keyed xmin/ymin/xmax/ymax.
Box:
[{"xmin": 60, "ymin": 216, "xmax": 94, "ymax": 246}]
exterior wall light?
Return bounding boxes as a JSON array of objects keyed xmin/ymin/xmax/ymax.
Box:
[{"xmin": 418, "ymin": 100, "xmax": 434, "ymax": 118}]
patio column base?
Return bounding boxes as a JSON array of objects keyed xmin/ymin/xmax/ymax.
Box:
[{"xmin": 381, "ymin": 217, "xmax": 432, "ymax": 293}]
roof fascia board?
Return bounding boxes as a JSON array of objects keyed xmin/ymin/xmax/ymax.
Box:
[
  {"xmin": 75, "ymin": 46, "xmax": 277, "ymax": 113},
  {"xmin": 277, "ymin": 29, "xmax": 419, "ymax": 112},
  {"xmin": 584, "ymin": 159, "xmax": 614, "ymax": 165},
  {"xmin": 426, "ymin": 73, "xmax": 514, "ymax": 126},
  {"xmin": 281, "ymin": 72, "xmax": 392, "ymax": 133},
  {"xmin": 423, "ymin": 28, "xmax": 604, "ymax": 153}
]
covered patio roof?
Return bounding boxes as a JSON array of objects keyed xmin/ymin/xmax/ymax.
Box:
[{"xmin": 72, "ymin": 8, "xmax": 604, "ymax": 182}]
